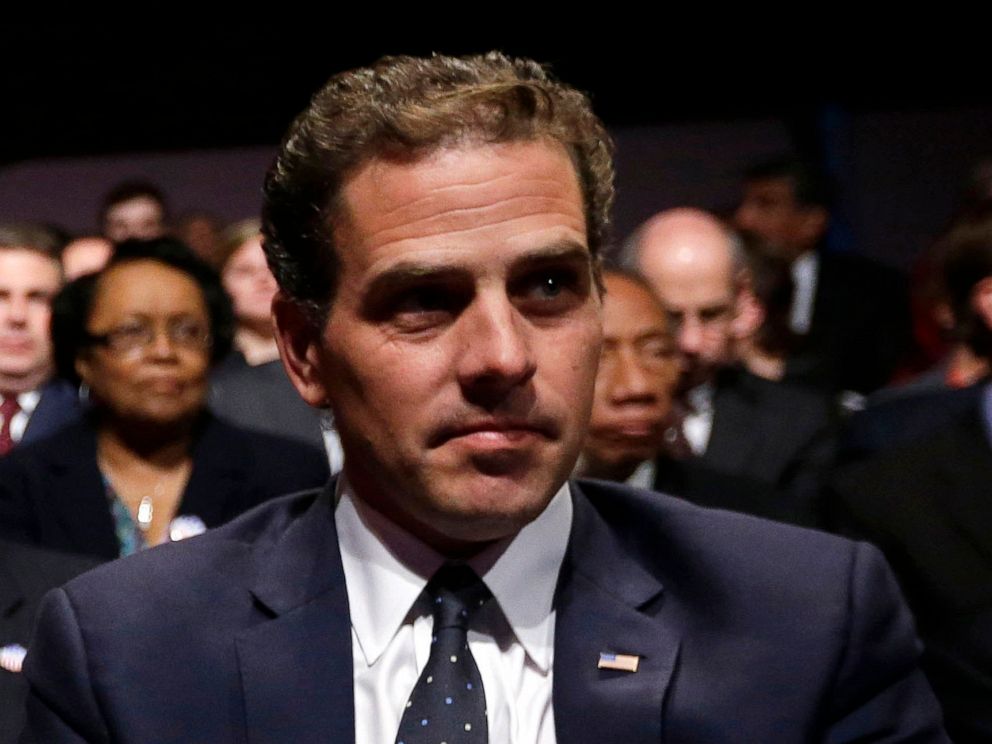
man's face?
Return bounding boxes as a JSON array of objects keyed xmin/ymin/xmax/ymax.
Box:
[
  {"xmin": 103, "ymin": 196, "xmax": 166, "ymax": 243},
  {"xmin": 585, "ymin": 274, "xmax": 677, "ymax": 471},
  {"xmin": 639, "ymin": 240, "xmax": 741, "ymax": 392},
  {"xmin": 283, "ymin": 140, "xmax": 602, "ymax": 553},
  {"xmin": 733, "ymin": 177, "xmax": 824, "ymax": 261},
  {"xmin": 0, "ymin": 249, "xmax": 62, "ymax": 391}
]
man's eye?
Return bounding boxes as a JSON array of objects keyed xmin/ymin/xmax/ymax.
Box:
[{"xmin": 513, "ymin": 268, "xmax": 585, "ymax": 313}]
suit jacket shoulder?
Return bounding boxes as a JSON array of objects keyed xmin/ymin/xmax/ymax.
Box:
[
  {"xmin": 0, "ymin": 540, "xmax": 96, "ymax": 744},
  {"xmin": 19, "ymin": 380, "xmax": 82, "ymax": 447},
  {"xmin": 828, "ymin": 406, "xmax": 992, "ymax": 741}
]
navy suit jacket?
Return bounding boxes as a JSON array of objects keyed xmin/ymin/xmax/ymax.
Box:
[
  {"xmin": 0, "ymin": 541, "xmax": 96, "ymax": 744},
  {"xmin": 18, "ymin": 380, "xmax": 82, "ymax": 448},
  {"xmin": 21, "ymin": 480, "xmax": 947, "ymax": 742}
]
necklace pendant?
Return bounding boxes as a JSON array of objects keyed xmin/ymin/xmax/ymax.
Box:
[{"xmin": 137, "ymin": 496, "xmax": 153, "ymax": 530}]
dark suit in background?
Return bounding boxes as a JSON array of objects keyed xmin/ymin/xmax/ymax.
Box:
[
  {"xmin": 0, "ymin": 413, "xmax": 329, "ymax": 561},
  {"xmin": 0, "ymin": 540, "xmax": 96, "ymax": 744},
  {"xmin": 208, "ymin": 352, "xmax": 327, "ymax": 452},
  {"xmin": 827, "ymin": 402, "xmax": 992, "ymax": 742},
  {"xmin": 15, "ymin": 380, "xmax": 82, "ymax": 449},
  {"xmin": 22, "ymin": 479, "xmax": 946, "ymax": 742},
  {"xmin": 656, "ymin": 368, "xmax": 836, "ymax": 526},
  {"xmin": 785, "ymin": 252, "xmax": 912, "ymax": 396}
]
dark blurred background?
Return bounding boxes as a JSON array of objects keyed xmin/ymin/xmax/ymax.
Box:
[{"xmin": 3, "ymin": 23, "xmax": 990, "ymax": 267}]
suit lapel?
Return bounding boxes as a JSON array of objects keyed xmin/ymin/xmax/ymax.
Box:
[
  {"xmin": 45, "ymin": 423, "xmax": 121, "ymax": 559},
  {"xmin": 236, "ymin": 482, "xmax": 355, "ymax": 744},
  {"xmin": 554, "ymin": 482, "xmax": 680, "ymax": 744}
]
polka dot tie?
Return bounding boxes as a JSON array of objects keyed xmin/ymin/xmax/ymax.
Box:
[{"xmin": 395, "ymin": 563, "xmax": 491, "ymax": 744}]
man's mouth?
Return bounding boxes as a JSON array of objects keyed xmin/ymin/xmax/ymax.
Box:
[{"xmin": 430, "ymin": 416, "xmax": 557, "ymax": 449}]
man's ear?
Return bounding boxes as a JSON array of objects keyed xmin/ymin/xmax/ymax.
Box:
[
  {"xmin": 272, "ymin": 294, "xmax": 331, "ymax": 408},
  {"xmin": 731, "ymin": 277, "xmax": 764, "ymax": 340},
  {"xmin": 970, "ymin": 276, "xmax": 992, "ymax": 332}
]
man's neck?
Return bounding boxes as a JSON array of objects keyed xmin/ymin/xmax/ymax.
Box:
[{"xmin": 0, "ymin": 369, "xmax": 51, "ymax": 396}]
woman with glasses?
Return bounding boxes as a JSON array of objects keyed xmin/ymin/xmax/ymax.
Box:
[{"xmin": 0, "ymin": 238, "xmax": 329, "ymax": 560}]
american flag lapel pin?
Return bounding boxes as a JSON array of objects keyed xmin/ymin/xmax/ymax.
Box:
[{"xmin": 598, "ymin": 651, "xmax": 640, "ymax": 673}]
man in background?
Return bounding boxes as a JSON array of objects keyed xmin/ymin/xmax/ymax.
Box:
[
  {"xmin": 99, "ymin": 180, "xmax": 168, "ymax": 244},
  {"xmin": 577, "ymin": 268, "xmax": 679, "ymax": 486},
  {"xmin": 626, "ymin": 207, "xmax": 834, "ymax": 524},
  {"xmin": 735, "ymin": 155, "xmax": 912, "ymax": 398},
  {"xmin": 0, "ymin": 224, "xmax": 80, "ymax": 455}
]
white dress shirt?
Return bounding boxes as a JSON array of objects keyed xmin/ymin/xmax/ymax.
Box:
[
  {"xmin": 683, "ymin": 382, "xmax": 715, "ymax": 456},
  {"xmin": 789, "ymin": 250, "xmax": 819, "ymax": 335},
  {"xmin": 4, "ymin": 389, "xmax": 41, "ymax": 444},
  {"xmin": 336, "ymin": 477, "xmax": 571, "ymax": 744}
]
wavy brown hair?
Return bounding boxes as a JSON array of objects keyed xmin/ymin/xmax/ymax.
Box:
[{"xmin": 262, "ymin": 51, "xmax": 614, "ymax": 321}]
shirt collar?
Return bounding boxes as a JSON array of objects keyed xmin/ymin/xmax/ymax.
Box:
[
  {"xmin": 335, "ymin": 477, "xmax": 572, "ymax": 674},
  {"xmin": 16, "ymin": 389, "xmax": 41, "ymax": 415}
]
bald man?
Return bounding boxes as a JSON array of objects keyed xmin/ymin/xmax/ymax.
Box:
[{"xmin": 623, "ymin": 208, "xmax": 835, "ymax": 526}]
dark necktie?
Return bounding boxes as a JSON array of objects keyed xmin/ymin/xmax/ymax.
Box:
[
  {"xmin": 395, "ymin": 563, "xmax": 491, "ymax": 744},
  {"xmin": 0, "ymin": 394, "xmax": 20, "ymax": 456}
]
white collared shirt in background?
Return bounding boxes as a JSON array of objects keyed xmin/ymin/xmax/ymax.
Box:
[
  {"xmin": 336, "ymin": 477, "xmax": 571, "ymax": 744},
  {"xmin": 683, "ymin": 382, "xmax": 714, "ymax": 456},
  {"xmin": 789, "ymin": 251, "xmax": 819, "ymax": 335},
  {"xmin": 5, "ymin": 390, "xmax": 41, "ymax": 444}
]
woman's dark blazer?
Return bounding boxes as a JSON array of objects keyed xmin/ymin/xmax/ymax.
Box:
[{"xmin": 0, "ymin": 412, "xmax": 330, "ymax": 561}]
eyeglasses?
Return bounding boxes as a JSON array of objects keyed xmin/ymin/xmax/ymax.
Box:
[{"xmin": 84, "ymin": 318, "xmax": 212, "ymax": 355}]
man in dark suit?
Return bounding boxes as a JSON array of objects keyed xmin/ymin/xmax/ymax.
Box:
[
  {"xmin": 625, "ymin": 208, "xmax": 835, "ymax": 525},
  {"xmin": 22, "ymin": 52, "xmax": 947, "ymax": 742},
  {"xmin": 734, "ymin": 156, "xmax": 912, "ymax": 397},
  {"xmin": 826, "ymin": 217, "xmax": 992, "ymax": 741},
  {"xmin": 0, "ymin": 225, "xmax": 82, "ymax": 456},
  {"xmin": 0, "ymin": 540, "xmax": 96, "ymax": 744}
]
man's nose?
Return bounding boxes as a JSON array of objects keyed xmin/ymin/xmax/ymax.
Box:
[
  {"xmin": 4, "ymin": 296, "xmax": 30, "ymax": 325},
  {"xmin": 457, "ymin": 293, "xmax": 536, "ymax": 401},
  {"xmin": 733, "ymin": 201, "xmax": 758, "ymax": 233},
  {"xmin": 676, "ymin": 317, "xmax": 704, "ymax": 356}
]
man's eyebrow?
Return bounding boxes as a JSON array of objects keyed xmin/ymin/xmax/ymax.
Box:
[
  {"xmin": 365, "ymin": 240, "xmax": 593, "ymax": 298},
  {"xmin": 365, "ymin": 262, "xmax": 470, "ymax": 299},
  {"xmin": 509, "ymin": 241, "xmax": 592, "ymax": 272}
]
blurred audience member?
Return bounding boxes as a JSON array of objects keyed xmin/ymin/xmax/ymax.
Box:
[
  {"xmin": 623, "ymin": 208, "xmax": 834, "ymax": 524},
  {"xmin": 61, "ymin": 235, "xmax": 113, "ymax": 280},
  {"xmin": 207, "ymin": 220, "xmax": 335, "ymax": 462},
  {"xmin": 0, "ymin": 238, "xmax": 328, "ymax": 561},
  {"xmin": 0, "ymin": 539, "xmax": 96, "ymax": 744},
  {"xmin": 99, "ymin": 180, "xmax": 168, "ymax": 243},
  {"xmin": 576, "ymin": 269, "xmax": 679, "ymax": 486},
  {"xmin": 0, "ymin": 224, "xmax": 81, "ymax": 456},
  {"xmin": 175, "ymin": 210, "xmax": 222, "ymax": 264},
  {"xmin": 840, "ymin": 205, "xmax": 992, "ymax": 461},
  {"xmin": 216, "ymin": 219, "xmax": 280, "ymax": 365},
  {"xmin": 736, "ymin": 234, "xmax": 798, "ymax": 382},
  {"xmin": 734, "ymin": 155, "xmax": 912, "ymax": 398},
  {"xmin": 826, "ymin": 217, "xmax": 992, "ymax": 739}
]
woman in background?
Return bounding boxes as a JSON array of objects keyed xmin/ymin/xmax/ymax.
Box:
[
  {"xmin": 208, "ymin": 220, "xmax": 339, "ymax": 465},
  {"xmin": 0, "ymin": 238, "xmax": 329, "ymax": 560}
]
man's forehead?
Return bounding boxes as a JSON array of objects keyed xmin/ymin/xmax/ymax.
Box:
[
  {"xmin": 0, "ymin": 248, "xmax": 62, "ymax": 284},
  {"xmin": 745, "ymin": 176, "xmax": 798, "ymax": 205},
  {"xmin": 334, "ymin": 140, "xmax": 587, "ymax": 267}
]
